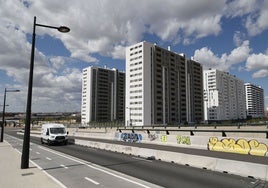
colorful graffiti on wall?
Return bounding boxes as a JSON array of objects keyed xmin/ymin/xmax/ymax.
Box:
[
  {"xmin": 161, "ymin": 135, "xmax": 167, "ymax": 142},
  {"xmin": 120, "ymin": 133, "xmax": 142, "ymax": 143},
  {"xmin": 177, "ymin": 135, "xmax": 191, "ymax": 145},
  {"xmin": 148, "ymin": 133, "xmax": 158, "ymax": 141},
  {"xmin": 208, "ymin": 137, "xmax": 268, "ymax": 156}
]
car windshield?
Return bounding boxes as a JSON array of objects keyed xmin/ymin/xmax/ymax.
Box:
[{"xmin": 50, "ymin": 127, "xmax": 65, "ymax": 134}]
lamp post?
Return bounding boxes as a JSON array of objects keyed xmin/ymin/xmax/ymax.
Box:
[
  {"xmin": 21, "ymin": 16, "xmax": 70, "ymax": 169},
  {"xmin": 1, "ymin": 88, "xmax": 20, "ymax": 142}
]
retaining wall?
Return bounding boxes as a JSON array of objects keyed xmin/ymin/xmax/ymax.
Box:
[{"xmin": 29, "ymin": 128, "xmax": 268, "ymax": 180}]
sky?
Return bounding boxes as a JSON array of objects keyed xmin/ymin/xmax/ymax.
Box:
[{"xmin": 0, "ymin": 0, "xmax": 268, "ymax": 113}]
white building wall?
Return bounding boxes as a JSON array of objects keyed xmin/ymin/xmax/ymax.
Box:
[
  {"xmin": 125, "ymin": 41, "xmax": 153, "ymax": 126},
  {"xmin": 203, "ymin": 69, "xmax": 246, "ymax": 121},
  {"xmin": 81, "ymin": 67, "xmax": 93, "ymax": 125}
]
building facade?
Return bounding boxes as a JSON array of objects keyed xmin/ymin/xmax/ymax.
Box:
[
  {"xmin": 186, "ymin": 59, "xmax": 204, "ymax": 123},
  {"xmin": 203, "ymin": 69, "xmax": 246, "ymax": 121},
  {"xmin": 125, "ymin": 41, "xmax": 203, "ymax": 126},
  {"xmin": 244, "ymin": 83, "xmax": 264, "ymax": 118},
  {"xmin": 81, "ymin": 66, "xmax": 125, "ymax": 125}
]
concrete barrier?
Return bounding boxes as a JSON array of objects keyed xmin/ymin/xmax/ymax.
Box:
[
  {"xmin": 71, "ymin": 129, "xmax": 268, "ymax": 156},
  {"xmin": 75, "ymin": 139, "xmax": 268, "ymax": 181},
  {"xmin": 24, "ymin": 129, "xmax": 268, "ymax": 181}
]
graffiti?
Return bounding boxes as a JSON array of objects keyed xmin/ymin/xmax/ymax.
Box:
[
  {"xmin": 148, "ymin": 133, "xmax": 158, "ymax": 141},
  {"xmin": 120, "ymin": 133, "xmax": 142, "ymax": 143},
  {"xmin": 161, "ymin": 135, "xmax": 167, "ymax": 142},
  {"xmin": 208, "ymin": 137, "xmax": 268, "ymax": 157},
  {"xmin": 177, "ymin": 135, "xmax": 191, "ymax": 145}
]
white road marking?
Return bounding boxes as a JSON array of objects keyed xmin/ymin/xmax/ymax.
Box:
[
  {"xmin": 4, "ymin": 135, "xmax": 67, "ymax": 188},
  {"xmin": 30, "ymin": 159, "xmax": 67, "ymax": 188},
  {"xmin": 36, "ymin": 152, "xmax": 40, "ymax": 154},
  {"xmin": 60, "ymin": 164, "xmax": 68, "ymax": 169},
  {"xmin": 39, "ymin": 146, "xmax": 152, "ymax": 188},
  {"xmin": 6, "ymin": 135, "xmax": 152, "ymax": 188},
  {"xmin": 85, "ymin": 177, "xmax": 100, "ymax": 185},
  {"xmin": 46, "ymin": 157, "xmax": 52, "ymax": 160}
]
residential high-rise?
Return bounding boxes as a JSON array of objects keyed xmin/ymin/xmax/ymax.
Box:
[
  {"xmin": 203, "ymin": 69, "xmax": 246, "ymax": 121},
  {"xmin": 81, "ymin": 66, "xmax": 125, "ymax": 125},
  {"xmin": 244, "ymin": 83, "xmax": 264, "ymax": 118},
  {"xmin": 125, "ymin": 41, "xmax": 203, "ymax": 126},
  {"xmin": 186, "ymin": 59, "xmax": 204, "ymax": 123}
]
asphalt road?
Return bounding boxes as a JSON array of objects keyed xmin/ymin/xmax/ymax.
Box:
[{"xmin": 6, "ymin": 129, "xmax": 267, "ymax": 188}]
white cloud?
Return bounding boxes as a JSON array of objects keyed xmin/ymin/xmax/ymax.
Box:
[
  {"xmin": 224, "ymin": 0, "xmax": 260, "ymax": 18},
  {"xmin": 0, "ymin": 0, "xmax": 226, "ymax": 65},
  {"xmin": 246, "ymin": 53, "xmax": 268, "ymax": 70},
  {"xmin": 49, "ymin": 56, "xmax": 66, "ymax": 70},
  {"xmin": 111, "ymin": 45, "xmax": 126, "ymax": 59},
  {"xmin": 245, "ymin": 7, "xmax": 268, "ymax": 36},
  {"xmin": 148, "ymin": 1, "xmax": 224, "ymax": 44},
  {"xmin": 0, "ymin": 22, "xmax": 31, "ymax": 84},
  {"xmin": 224, "ymin": 0, "xmax": 268, "ymax": 36},
  {"xmin": 246, "ymin": 52, "xmax": 268, "ymax": 78},
  {"xmin": 193, "ymin": 47, "xmax": 223, "ymax": 70},
  {"xmin": 194, "ymin": 40, "xmax": 251, "ymax": 72},
  {"xmin": 0, "ymin": 8, "xmax": 83, "ymax": 112},
  {"xmin": 233, "ymin": 31, "xmax": 246, "ymax": 46},
  {"xmin": 184, "ymin": 15, "xmax": 222, "ymax": 39},
  {"xmin": 22, "ymin": 0, "xmax": 226, "ymax": 57},
  {"xmin": 226, "ymin": 40, "xmax": 251, "ymax": 64},
  {"xmin": 252, "ymin": 69, "xmax": 268, "ymax": 78}
]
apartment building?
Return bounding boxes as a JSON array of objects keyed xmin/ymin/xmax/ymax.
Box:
[
  {"xmin": 81, "ymin": 66, "xmax": 125, "ymax": 125},
  {"xmin": 125, "ymin": 41, "xmax": 204, "ymax": 126},
  {"xmin": 203, "ymin": 69, "xmax": 246, "ymax": 121},
  {"xmin": 244, "ymin": 83, "xmax": 265, "ymax": 118},
  {"xmin": 186, "ymin": 59, "xmax": 204, "ymax": 123}
]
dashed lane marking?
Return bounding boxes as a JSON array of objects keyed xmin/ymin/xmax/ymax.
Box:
[
  {"xmin": 84, "ymin": 177, "xmax": 100, "ymax": 185},
  {"xmin": 39, "ymin": 146, "xmax": 152, "ymax": 188}
]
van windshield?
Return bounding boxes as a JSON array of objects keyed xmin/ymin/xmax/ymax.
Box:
[{"xmin": 50, "ymin": 128, "xmax": 65, "ymax": 134}]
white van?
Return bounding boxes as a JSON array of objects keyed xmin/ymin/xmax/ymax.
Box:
[{"xmin": 41, "ymin": 123, "xmax": 68, "ymax": 145}]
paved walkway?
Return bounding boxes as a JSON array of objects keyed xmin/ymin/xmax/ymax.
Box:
[{"xmin": 0, "ymin": 141, "xmax": 62, "ymax": 188}]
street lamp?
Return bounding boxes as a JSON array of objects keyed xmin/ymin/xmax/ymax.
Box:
[
  {"xmin": 21, "ymin": 16, "xmax": 70, "ymax": 169},
  {"xmin": 1, "ymin": 88, "xmax": 20, "ymax": 142}
]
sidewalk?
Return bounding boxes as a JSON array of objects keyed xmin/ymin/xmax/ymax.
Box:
[{"xmin": 0, "ymin": 141, "xmax": 62, "ymax": 188}]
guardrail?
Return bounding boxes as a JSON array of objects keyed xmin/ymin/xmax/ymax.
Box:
[
  {"xmin": 80, "ymin": 122, "xmax": 268, "ymax": 129},
  {"xmin": 117, "ymin": 127, "xmax": 268, "ymax": 139}
]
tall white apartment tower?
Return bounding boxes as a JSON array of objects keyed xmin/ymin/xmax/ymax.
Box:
[
  {"xmin": 244, "ymin": 83, "xmax": 264, "ymax": 118},
  {"xmin": 203, "ymin": 69, "xmax": 246, "ymax": 121},
  {"xmin": 125, "ymin": 41, "xmax": 188, "ymax": 126},
  {"xmin": 81, "ymin": 66, "xmax": 125, "ymax": 125}
]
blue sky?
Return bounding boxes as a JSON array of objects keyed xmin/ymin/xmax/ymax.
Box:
[{"xmin": 0, "ymin": 0, "xmax": 268, "ymax": 113}]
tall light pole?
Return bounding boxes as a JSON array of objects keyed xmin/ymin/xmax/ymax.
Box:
[
  {"xmin": 1, "ymin": 88, "xmax": 20, "ymax": 142},
  {"xmin": 21, "ymin": 16, "xmax": 70, "ymax": 169}
]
